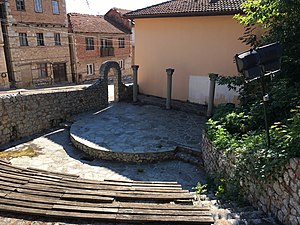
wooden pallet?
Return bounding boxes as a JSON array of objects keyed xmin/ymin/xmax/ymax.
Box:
[{"xmin": 0, "ymin": 160, "xmax": 214, "ymax": 224}]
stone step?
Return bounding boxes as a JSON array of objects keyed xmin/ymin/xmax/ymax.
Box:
[{"xmin": 175, "ymin": 150, "xmax": 204, "ymax": 167}]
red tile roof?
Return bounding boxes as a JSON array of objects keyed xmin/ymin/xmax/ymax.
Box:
[
  {"xmin": 68, "ymin": 13, "xmax": 125, "ymax": 34},
  {"xmin": 125, "ymin": 0, "xmax": 246, "ymax": 18},
  {"xmin": 112, "ymin": 8, "xmax": 131, "ymax": 15}
]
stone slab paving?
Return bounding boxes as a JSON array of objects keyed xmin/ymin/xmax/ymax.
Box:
[
  {"xmin": 71, "ymin": 103, "xmax": 205, "ymax": 154},
  {"xmin": 7, "ymin": 128, "xmax": 207, "ymax": 190}
]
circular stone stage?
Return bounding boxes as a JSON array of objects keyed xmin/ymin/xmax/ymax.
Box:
[{"xmin": 70, "ymin": 103, "xmax": 205, "ymax": 163}]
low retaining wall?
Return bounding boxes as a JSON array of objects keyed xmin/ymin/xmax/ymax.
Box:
[
  {"xmin": 202, "ymin": 133, "xmax": 300, "ymax": 225},
  {"xmin": 70, "ymin": 133, "xmax": 176, "ymax": 163},
  {"xmin": 0, "ymin": 82, "xmax": 107, "ymax": 145}
]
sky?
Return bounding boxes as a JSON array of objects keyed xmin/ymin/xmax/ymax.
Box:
[{"xmin": 66, "ymin": 0, "xmax": 166, "ymax": 15}]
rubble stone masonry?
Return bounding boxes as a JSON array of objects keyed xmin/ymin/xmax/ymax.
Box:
[
  {"xmin": 0, "ymin": 81, "xmax": 107, "ymax": 145},
  {"xmin": 202, "ymin": 133, "xmax": 300, "ymax": 225}
]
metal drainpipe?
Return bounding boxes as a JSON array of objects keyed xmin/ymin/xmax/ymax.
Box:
[{"xmin": 1, "ymin": 1, "xmax": 16, "ymax": 87}]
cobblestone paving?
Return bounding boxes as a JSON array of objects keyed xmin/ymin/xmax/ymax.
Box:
[{"xmin": 71, "ymin": 103, "xmax": 205, "ymax": 153}]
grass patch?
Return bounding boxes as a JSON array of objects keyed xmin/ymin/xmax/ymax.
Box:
[{"xmin": 0, "ymin": 146, "xmax": 39, "ymax": 159}]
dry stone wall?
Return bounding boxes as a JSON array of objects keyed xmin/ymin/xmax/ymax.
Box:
[
  {"xmin": 202, "ymin": 133, "xmax": 300, "ymax": 225},
  {"xmin": 0, "ymin": 82, "xmax": 107, "ymax": 145}
]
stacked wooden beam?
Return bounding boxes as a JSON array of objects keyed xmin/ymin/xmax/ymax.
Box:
[{"xmin": 0, "ymin": 160, "xmax": 214, "ymax": 224}]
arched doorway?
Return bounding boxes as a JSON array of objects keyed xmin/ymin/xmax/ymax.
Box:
[{"xmin": 100, "ymin": 61, "xmax": 122, "ymax": 102}]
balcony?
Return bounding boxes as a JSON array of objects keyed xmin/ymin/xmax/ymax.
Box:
[{"xmin": 100, "ymin": 47, "xmax": 115, "ymax": 57}]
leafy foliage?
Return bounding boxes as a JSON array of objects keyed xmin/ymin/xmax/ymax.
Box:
[
  {"xmin": 192, "ymin": 182, "xmax": 208, "ymax": 195},
  {"xmin": 205, "ymin": 0, "xmax": 300, "ymax": 202}
]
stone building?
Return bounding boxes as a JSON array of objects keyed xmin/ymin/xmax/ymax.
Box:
[
  {"xmin": 68, "ymin": 12, "xmax": 132, "ymax": 84},
  {"xmin": 0, "ymin": 0, "xmax": 72, "ymax": 88},
  {"xmin": 0, "ymin": 23, "xmax": 8, "ymax": 89}
]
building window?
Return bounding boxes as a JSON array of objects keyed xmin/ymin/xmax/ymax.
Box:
[
  {"xmin": 87, "ymin": 64, "xmax": 94, "ymax": 75},
  {"xmin": 52, "ymin": 0, "xmax": 59, "ymax": 14},
  {"xmin": 16, "ymin": 0, "xmax": 25, "ymax": 11},
  {"xmin": 54, "ymin": 33, "xmax": 61, "ymax": 45},
  {"xmin": 100, "ymin": 38, "xmax": 114, "ymax": 57},
  {"xmin": 118, "ymin": 38, "xmax": 125, "ymax": 48},
  {"xmin": 36, "ymin": 33, "xmax": 44, "ymax": 46},
  {"xmin": 101, "ymin": 38, "xmax": 113, "ymax": 48},
  {"xmin": 19, "ymin": 33, "xmax": 28, "ymax": 46},
  {"xmin": 118, "ymin": 60, "xmax": 124, "ymax": 69},
  {"xmin": 34, "ymin": 0, "xmax": 42, "ymax": 12},
  {"xmin": 85, "ymin": 37, "xmax": 94, "ymax": 50},
  {"xmin": 37, "ymin": 63, "xmax": 47, "ymax": 78}
]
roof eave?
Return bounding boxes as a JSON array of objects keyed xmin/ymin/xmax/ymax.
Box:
[{"xmin": 124, "ymin": 10, "xmax": 242, "ymax": 19}]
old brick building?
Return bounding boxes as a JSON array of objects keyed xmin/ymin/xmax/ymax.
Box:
[
  {"xmin": 0, "ymin": 0, "xmax": 72, "ymax": 88},
  {"xmin": 0, "ymin": 24, "xmax": 8, "ymax": 89},
  {"xmin": 68, "ymin": 11, "xmax": 132, "ymax": 84}
]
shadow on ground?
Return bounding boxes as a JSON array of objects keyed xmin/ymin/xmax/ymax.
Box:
[{"xmin": 43, "ymin": 128, "xmax": 207, "ymax": 191}]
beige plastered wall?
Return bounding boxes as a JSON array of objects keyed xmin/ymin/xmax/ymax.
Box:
[{"xmin": 134, "ymin": 15, "xmax": 249, "ymax": 104}]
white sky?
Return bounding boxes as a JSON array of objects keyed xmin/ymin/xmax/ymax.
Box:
[{"xmin": 66, "ymin": 0, "xmax": 166, "ymax": 15}]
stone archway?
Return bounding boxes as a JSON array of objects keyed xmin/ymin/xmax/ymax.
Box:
[{"xmin": 100, "ymin": 61, "xmax": 122, "ymax": 102}]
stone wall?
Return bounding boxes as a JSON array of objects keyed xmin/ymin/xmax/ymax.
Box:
[
  {"xmin": 0, "ymin": 82, "xmax": 107, "ymax": 145},
  {"xmin": 202, "ymin": 133, "xmax": 300, "ymax": 225}
]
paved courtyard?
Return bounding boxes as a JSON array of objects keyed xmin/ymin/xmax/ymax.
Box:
[
  {"xmin": 0, "ymin": 102, "xmax": 279, "ymax": 225},
  {"xmin": 71, "ymin": 103, "xmax": 205, "ymax": 154},
  {"xmin": 6, "ymin": 103, "xmax": 207, "ymax": 190}
]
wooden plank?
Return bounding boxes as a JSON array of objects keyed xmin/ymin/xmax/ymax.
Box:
[
  {"xmin": 117, "ymin": 208, "xmax": 212, "ymax": 216},
  {"xmin": 0, "ymin": 159, "xmax": 11, "ymax": 164},
  {"xmin": 119, "ymin": 202, "xmax": 211, "ymax": 211},
  {"xmin": 23, "ymin": 183, "xmax": 66, "ymax": 193},
  {"xmin": 54, "ymin": 200, "xmax": 120, "ymax": 208},
  {"xmin": 0, "ymin": 176, "xmax": 28, "ymax": 185},
  {"xmin": 52, "ymin": 204, "xmax": 211, "ymax": 216},
  {"xmin": 63, "ymin": 189, "xmax": 192, "ymax": 201},
  {"xmin": 0, "ymin": 197, "xmax": 53, "ymax": 210},
  {"xmin": 27, "ymin": 167, "xmax": 79, "ymax": 178},
  {"xmin": 61, "ymin": 194, "xmax": 114, "ymax": 203},
  {"xmin": 23, "ymin": 183, "xmax": 188, "ymax": 196},
  {"xmin": 52, "ymin": 204, "xmax": 119, "ymax": 213},
  {"xmin": 16, "ymin": 188, "xmax": 63, "ymax": 198},
  {"xmin": 0, "ymin": 184, "xmax": 17, "ymax": 192},
  {"xmin": 5, "ymin": 192, "xmax": 116, "ymax": 209},
  {"xmin": 115, "ymin": 193, "xmax": 192, "ymax": 201},
  {"xmin": 0, "ymin": 172, "xmax": 31, "ymax": 181},
  {"xmin": 46, "ymin": 210, "xmax": 117, "ymax": 221},
  {"xmin": 64, "ymin": 178, "xmax": 186, "ymax": 192},
  {"xmin": 116, "ymin": 214, "xmax": 214, "ymax": 224},
  {"xmin": 0, "ymin": 192, "xmax": 9, "ymax": 197},
  {"xmin": 0, "ymin": 162, "xmax": 30, "ymax": 173},
  {"xmin": 5, "ymin": 192, "xmax": 59, "ymax": 203},
  {"xmin": 104, "ymin": 179, "xmax": 179, "ymax": 185},
  {"xmin": 0, "ymin": 203, "xmax": 48, "ymax": 217},
  {"xmin": 27, "ymin": 178, "xmax": 102, "ymax": 190},
  {"xmin": 64, "ymin": 188, "xmax": 191, "ymax": 198},
  {"xmin": 0, "ymin": 169, "xmax": 65, "ymax": 183},
  {"xmin": 99, "ymin": 181, "xmax": 182, "ymax": 188}
]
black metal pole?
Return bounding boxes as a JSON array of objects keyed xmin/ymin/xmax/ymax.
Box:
[{"xmin": 260, "ymin": 75, "xmax": 271, "ymax": 148}]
